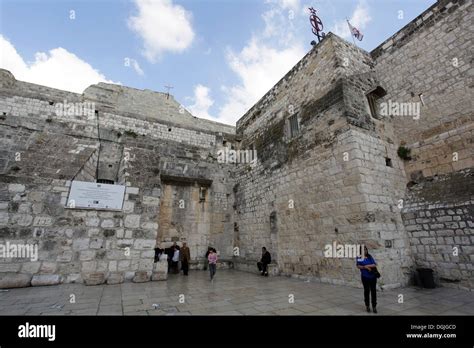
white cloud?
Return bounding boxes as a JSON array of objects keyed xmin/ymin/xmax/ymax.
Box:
[
  {"xmin": 217, "ymin": 1, "xmax": 306, "ymax": 125},
  {"xmin": 128, "ymin": 0, "xmax": 195, "ymax": 62},
  {"xmin": 332, "ymin": 0, "xmax": 372, "ymax": 39},
  {"xmin": 128, "ymin": 58, "xmax": 144, "ymax": 76},
  {"xmin": 0, "ymin": 35, "xmax": 117, "ymax": 93},
  {"xmin": 186, "ymin": 84, "xmax": 214, "ymax": 120}
]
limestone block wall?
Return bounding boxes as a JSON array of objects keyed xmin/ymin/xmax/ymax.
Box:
[
  {"xmin": 83, "ymin": 82, "xmax": 235, "ymax": 134},
  {"xmin": 348, "ymin": 128, "xmax": 412, "ymax": 287},
  {"xmin": 233, "ymin": 33, "xmax": 412, "ymax": 288},
  {"xmin": 0, "ymin": 94, "xmax": 221, "ymax": 149},
  {"xmin": 0, "ymin": 178, "xmax": 160, "ymax": 286},
  {"xmin": 404, "ymin": 122, "xmax": 474, "ymax": 180},
  {"xmin": 0, "ymin": 71, "xmax": 236, "ymax": 287},
  {"xmin": 236, "ymin": 33, "xmax": 346, "ymax": 137},
  {"xmin": 372, "ymin": 0, "xmax": 473, "ymax": 143},
  {"xmin": 233, "ymin": 125, "xmax": 411, "ymax": 287},
  {"xmin": 370, "ymin": 0, "xmax": 474, "ymax": 289},
  {"xmin": 401, "ymin": 169, "xmax": 473, "ymax": 290}
]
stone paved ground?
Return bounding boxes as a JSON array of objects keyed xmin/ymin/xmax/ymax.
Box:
[{"xmin": 0, "ymin": 270, "xmax": 472, "ymax": 315}]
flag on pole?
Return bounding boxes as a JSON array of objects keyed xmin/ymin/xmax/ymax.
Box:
[{"xmin": 347, "ymin": 20, "xmax": 364, "ymax": 41}]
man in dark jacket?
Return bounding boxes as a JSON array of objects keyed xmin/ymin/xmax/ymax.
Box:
[
  {"xmin": 257, "ymin": 247, "xmax": 271, "ymax": 276},
  {"xmin": 180, "ymin": 242, "xmax": 191, "ymax": 276}
]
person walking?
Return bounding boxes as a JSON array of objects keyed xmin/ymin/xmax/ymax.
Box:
[
  {"xmin": 208, "ymin": 248, "xmax": 218, "ymax": 281},
  {"xmin": 356, "ymin": 246, "xmax": 378, "ymax": 313},
  {"xmin": 180, "ymin": 242, "xmax": 191, "ymax": 276},
  {"xmin": 204, "ymin": 247, "xmax": 212, "ymax": 271},
  {"xmin": 257, "ymin": 247, "xmax": 271, "ymax": 276}
]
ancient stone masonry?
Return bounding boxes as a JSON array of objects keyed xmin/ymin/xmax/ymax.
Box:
[
  {"xmin": 0, "ymin": 69, "xmax": 237, "ymax": 288},
  {"xmin": 232, "ymin": 0, "xmax": 473, "ymax": 290},
  {"xmin": 0, "ymin": 0, "xmax": 472, "ymax": 290}
]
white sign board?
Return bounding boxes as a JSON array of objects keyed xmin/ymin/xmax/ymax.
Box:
[{"xmin": 67, "ymin": 181, "xmax": 125, "ymax": 210}]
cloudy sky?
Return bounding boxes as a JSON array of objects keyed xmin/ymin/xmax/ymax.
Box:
[{"xmin": 0, "ymin": 0, "xmax": 435, "ymax": 125}]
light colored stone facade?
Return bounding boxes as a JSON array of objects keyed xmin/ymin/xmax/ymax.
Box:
[{"xmin": 0, "ymin": 0, "xmax": 472, "ymax": 290}]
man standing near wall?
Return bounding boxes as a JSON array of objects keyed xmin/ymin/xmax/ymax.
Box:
[
  {"xmin": 257, "ymin": 247, "xmax": 272, "ymax": 276},
  {"xmin": 181, "ymin": 242, "xmax": 191, "ymax": 276}
]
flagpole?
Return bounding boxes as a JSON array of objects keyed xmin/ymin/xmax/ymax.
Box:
[{"xmin": 346, "ymin": 18, "xmax": 356, "ymax": 45}]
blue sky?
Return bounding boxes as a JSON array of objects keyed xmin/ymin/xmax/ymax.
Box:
[{"xmin": 0, "ymin": 0, "xmax": 436, "ymax": 125}]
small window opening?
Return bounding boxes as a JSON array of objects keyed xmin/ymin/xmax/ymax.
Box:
[
  {"xmin": 97, "ymin": 179, "xmax": 114, "ymax": 185},
  {"xmin": 385, "ymin": 157, "xmax": 393, "ymax": 167},
  {"xmin": 199, "ymin": 187, "xmax": 207, "ymax": 202},
  {"xmin": 288, "ymin": 114, "xmax": 299, "ymax": 138},
  {"xmin": 366, "ymin": 86, "xmax": 387, "ymax": 119}
]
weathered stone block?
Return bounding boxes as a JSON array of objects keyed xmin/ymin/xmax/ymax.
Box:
[
  {"xmin": 125, "ymin": 187, "xmax": 139, "ymax": 194},
  {"xmin": 133, "ymin": 239, "xmax": 155, "ymax": 250},
  {"xmin": 107, "ymin": 272, "xmax": 124, "ymax": 285},
  {"xmin": 89, "ymin": 238, "xmax": 104, "ymax": 249},
  {"xmin": 151, "ymin": 261, "xmax": 168, "ymax": 281},
  {"xmin": 20, "ymin": 262, "xmax": 41, "ymax": 273},
  {"xmin": 0, "ymin": 212, "xmax": 9, "ymax": 224},
  {"xmin": 83, "ymin": 216, "xmax": 99, "ymax": 227},
  {"xmin": 122, "ymin": 201, "xmax": 134, "ymax": 213},
  {"xmin": 65, "ymin": 273, "xmax": 81, "ymax": 283},
  {"xmin": 79, "ymin": 250, "xmax": 96, "ymax": 261},
  {"xmin": 0, "ymin": 273, "xmax": 31, "ymax": 288},
  {"xmin": 81, "ymin": 261, "xmax": 97, "ymax": 272},
  {"xmin": 56, "ymin": 250, "xmax": 73, "ymax": 262},
  {"xmin": 11, "ymin": 214, "xmax": 33, "ymax": 226},
  {"xmin": 39, "ymin": 262, "xmax": 58, "ymax": 274},
  {"xmin": 8, "ymin": 184, "xmax": 25, "ymax": 193},
  {"xmin": 33, "ymin": 216, "xmax": 53, "ymax": 226},
  {"xmin": 132, "ymin": 271, "xmax": 150, "ymax": 283},
  {"xmin": 83, "ymin": 272, "xmax": 106, "ymax": 285},
  {"xmin": 118, "ymin": 260, "xmax": 131, "ymax": 271},
  {"xmin": 124, "ymin": 214, "xmax": 140, "ymax": 228},
  {"xmin": 31, "ymin": 274, "xmax": 61, "ymax": 286},
  {"xmin": 101, "ymin": 219, "xmax": 115, "ymax": 228},
  {"xmin": 28, "ymin": 191, "xmax": 45, "ymax": 202},
  {"xmin": 72, "ymin": 238, "xmax": 90, "ymax": 250}
]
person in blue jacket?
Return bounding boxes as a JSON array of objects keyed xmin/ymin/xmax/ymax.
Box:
[{"xmin": 356, "ymin": 246, "xmax": 378, "ymax": 313}]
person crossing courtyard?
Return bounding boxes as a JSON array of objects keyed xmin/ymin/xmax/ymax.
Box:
[{"xmin": 208, "ymin": 248, "xmax": 218, "ymax": 281}]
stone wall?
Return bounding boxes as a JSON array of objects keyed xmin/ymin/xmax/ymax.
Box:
[
  {"xmin": 371, "ymin": 0, "xmax": 473, "ymax": 289},
  {"xmin": 231, "ymin": 0, "xmax": 472, "ymax": 290},
  {"xmin": 233, "ymin": 34, "xmax": 411, "ymax": 288},
  {"xmin": 0, "ymin": 69, "xmax": 236, "ymax": 288},
  {"xmin": 401, "ymin": 169, "xmax": 473, "ymax": 290},
  {"xmin": 372, "ymin": 0, "xmax": 472, "ymax": 143},
  {"xmin": 0, "ymin": 179, "xmax": 159, "ymax": 286},
  {"xmin": 0, "ymin": 0, "xmax": 471, "ymax": 290}
]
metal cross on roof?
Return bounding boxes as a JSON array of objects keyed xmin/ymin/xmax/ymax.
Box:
[{"xmin": 309, "ymin": 7, "xmax": 325, "ymax": 44}]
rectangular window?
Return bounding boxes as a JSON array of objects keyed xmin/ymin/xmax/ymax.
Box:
[
  {"xmin": 288, "ymin": 114, "xmax": 299, "ymax": 138},
  {"xmin": 367, "ymin": 93, "xmax": 378, "ymax": 118},
  {"xmin": 199, "ymin": 187, "xmax": 207, "ymax": 202},
  {"xmin": 366, "ymin": 86, "xmax": 387, "ymax": 119}
]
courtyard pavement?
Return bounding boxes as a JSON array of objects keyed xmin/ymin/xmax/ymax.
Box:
[{"xmin": 0, "ymin": 270, "xmax": 472, "ymax": 315}]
